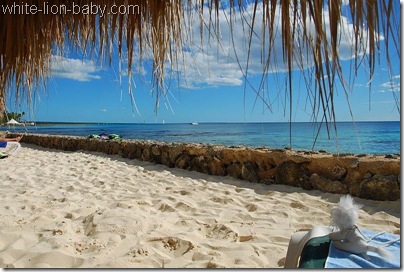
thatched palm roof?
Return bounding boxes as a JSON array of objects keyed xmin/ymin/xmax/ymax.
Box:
[{"xmin": 0, "ymin": 0, "xmax": 400, "ymax": 126}]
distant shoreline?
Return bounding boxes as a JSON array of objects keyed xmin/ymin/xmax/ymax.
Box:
[{"xmin": 3, "ymin": 120, "xmax": 399, "ymax": 126}]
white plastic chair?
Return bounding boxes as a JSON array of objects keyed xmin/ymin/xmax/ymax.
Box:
[{"xmin": 284, "ymin": 226, "xmax": 333, "ymax": 268}]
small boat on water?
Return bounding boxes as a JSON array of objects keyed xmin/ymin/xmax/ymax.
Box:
[{"xmin": 190, "ymin": 121, "xmax": 199, "ymax": 125}]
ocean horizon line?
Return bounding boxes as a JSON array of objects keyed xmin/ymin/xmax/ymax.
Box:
[{"xmin": 12, "ymin": 120, "xmax": 400, "ymax": 126}]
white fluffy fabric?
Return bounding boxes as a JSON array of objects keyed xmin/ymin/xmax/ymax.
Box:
[{"xmin": 330, "ymin": 195, "xmax": 362, "ymax": 231}]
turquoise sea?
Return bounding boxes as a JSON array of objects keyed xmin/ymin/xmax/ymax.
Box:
[{"xmin": 1, "ymin": 121, "xmax": 400, "ymax": 155}]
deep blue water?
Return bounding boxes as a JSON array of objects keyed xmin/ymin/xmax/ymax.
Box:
[{"xmin": 1, "ymin": 121, "xmax": 400, "ymax": 155}]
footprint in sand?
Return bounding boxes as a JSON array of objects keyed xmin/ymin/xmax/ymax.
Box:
[
  {"xmin": 290, "ymin": 201, "xmax": 306, "ymax": 209},
  {"xmin": 148, "ymin": 237, "xmax": 194, "ymax": 258},
  {"xmin": 158, "ymin": 203, "xmax": 176, "ymax": 212},
  {"xmin": 203, "ymin": 224, "xmax": 239, "ymax": 241},
  {"xmin": 175, "ymin": 201, "xmax": 196, "ymax": 212},
  {"xmin": 130, "ymin": 247, "xmax": 149, "ymax": 257},
  {"xmin": 210, "ymin": 197, "xmax": 234, "ymax": 205},
  {"xmin": 245, "ymin": 204, "xmax": 258, "ymax": 212},
  {"xmin": 176, "ymin": 190, "xmax": 191, "ymax": 196}
]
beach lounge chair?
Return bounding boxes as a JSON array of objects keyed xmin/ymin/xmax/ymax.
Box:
[
  {"xmin": 0, "ymin": 141, "xmax": 21, "ymax": 155},
  {"xmin": 284, "ymin": 226, "xmax": 400, "ymax": 268},
  {"xmin": 284, "ymin": 226, "xmax": 333, "ymax": 268},
  {"xmin": 0, "ymin": 132, "xmax": 22, "ymax": 156}
]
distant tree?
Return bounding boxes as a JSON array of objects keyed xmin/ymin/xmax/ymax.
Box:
[{"xmin": 1, "ymin": 112, "xmax": 25, "ymax": 124}]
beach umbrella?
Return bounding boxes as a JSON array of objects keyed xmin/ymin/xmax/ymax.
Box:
[
  {"xmin": 0, "ymin": 0, "xmax": 399, "ymax": 128},
  {"xmin": 6, "ymin": 119, "xmax": 20, "ymax": 125}
]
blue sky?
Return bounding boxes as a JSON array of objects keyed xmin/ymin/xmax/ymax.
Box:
[{"xmin": 7, "ymin": 1, "xmax": 401, "ymax": 123}]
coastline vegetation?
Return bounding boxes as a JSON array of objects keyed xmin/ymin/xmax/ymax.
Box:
[{"xmin": 0, "ymin": 111, "xmax": 25, "ymax": 124}]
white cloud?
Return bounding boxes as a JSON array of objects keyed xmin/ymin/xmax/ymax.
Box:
[
  {"xmin": 119, "ymin": 54, "xmax": 149, "ymax": 78},
  {"xmin": 169, "ymin": 50, "xmax": 244, "ymax": 88},
  {"xmin": 166, "ymin": 2, "xmax": 376, "ymax": 89},
  {"xmin": 51, "ymin": 55, "xmax": 101, "ymax": 81},
  {"xmin": 379, "ymin": 76, "xmax": 400, "ymax": 92},
  {"xmin": 100, "ymin": 109, "xmax": 107, "ymax": 112}
]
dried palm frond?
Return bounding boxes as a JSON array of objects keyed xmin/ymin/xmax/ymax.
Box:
[{"xmin": 0, "ymin": 0, "xmax": 400, "ymax": 135}]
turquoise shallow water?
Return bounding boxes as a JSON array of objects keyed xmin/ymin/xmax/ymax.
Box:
[{"xmin": 1, "ymin": 121, "xmax": 400, "ymax": 155}]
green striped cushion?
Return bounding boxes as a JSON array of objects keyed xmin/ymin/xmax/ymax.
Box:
[{"xmin": 298, "ymin": 235, "xmax": 331, "ymax": 268}]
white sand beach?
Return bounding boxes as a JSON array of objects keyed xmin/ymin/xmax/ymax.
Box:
[{"xmin": 0, "ymin": 144, "xmax": 400, "ymax": 268}]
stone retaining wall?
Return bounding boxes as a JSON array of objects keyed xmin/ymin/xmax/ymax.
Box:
[{"xmin": 15, "ymin": 133, "xmax": 400, "ymax": 201}]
